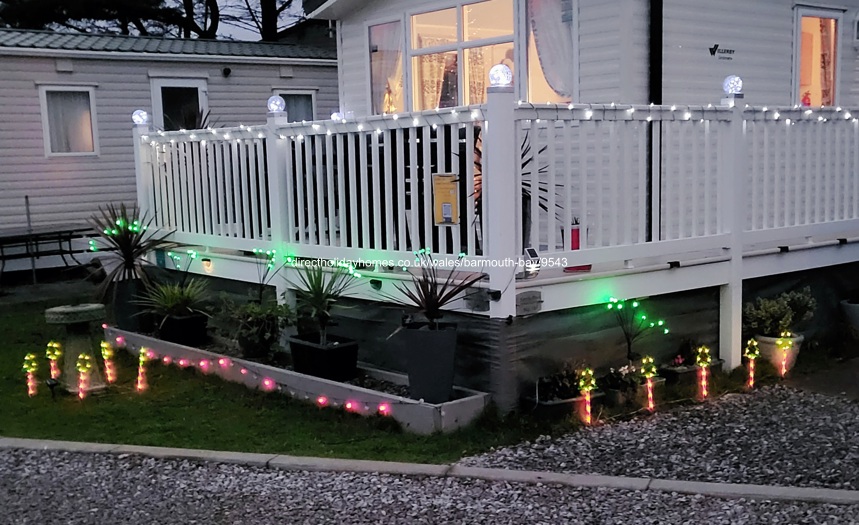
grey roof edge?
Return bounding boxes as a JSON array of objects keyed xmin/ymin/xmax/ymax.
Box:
[{"xmin": 0, "ymin": 28, "xmax": 336, "ymax": 60}]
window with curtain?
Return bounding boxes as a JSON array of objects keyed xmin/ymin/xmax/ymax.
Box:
[
  {"xmin": 42, "ymin": 89, "xmax": 96, "ymax": 154},
  {"xmin": 797, "ymin": 12, "xmax": 838, "ymax": 107},
  {"xmin": 527, "ymin": 0, "xmax": 574, "ymax": 103},
  {"xmin": 276, "ymin": 92, "xmax": 315, "ymax": 122},
  {"xmin": 409, "ymin": 0, "xmax": 514, "ymax": 111},
  {"xmin": 370, "ymin": 21, "xmax": 404, "ymax": 114}
]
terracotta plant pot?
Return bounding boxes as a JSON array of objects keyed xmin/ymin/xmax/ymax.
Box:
[{"xmin": 755, "ymin": 334, "xmax": 804, "ymax": 374}]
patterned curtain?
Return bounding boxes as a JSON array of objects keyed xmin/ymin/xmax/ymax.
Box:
[
  {"xmin": 819, "ymin": 18, "xmax": 835, "ymax": 106},
  {"xmin": 467, "ymin": 49, "xmax": 486, "ymax": 104},
  {"xmin": 416, "ymin": 37, "xmax": 452, "ymax": 110}
]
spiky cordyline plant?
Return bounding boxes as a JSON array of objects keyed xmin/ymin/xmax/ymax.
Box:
[
  {"xmin": 88, "ymin": 203, "xmax": 174, "ymax": 299},
  {"xmin": 387, "ymin": 250, "xmax": 485, "ymax": 330},
  {"xmin": 288, "ymin": 264, "xmax": 358, "ymax": 346}
]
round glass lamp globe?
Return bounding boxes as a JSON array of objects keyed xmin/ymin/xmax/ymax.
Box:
[
  {"xmin": 131, "ymin": 109, "xmax": 149, "ymax": 125},
  {"xmin": 267, "ymin": 95, "xmax": 286, "ymax": 113},
  {"xmin": 723, "ymin": 75, "xmax": 743, "ymax": 95},
  {"xmin": 489, "ymin": 64, "xmax": 513, "ymax": 87}
]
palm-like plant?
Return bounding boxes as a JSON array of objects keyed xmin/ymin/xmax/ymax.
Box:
[
  {"xmin": 136, "ymin": 278, "xmax": 210, "ymax": 328},
  {"xmin": 288, "ymin": 264, "xmax": 357, "ymax": 346},
  {"xmin": 88, "ymin": 203, "xmax": 174, "ymax": 299},
  {"xmin": 388, "ymin": 251, "xmax": 484, "ymax": 330}
]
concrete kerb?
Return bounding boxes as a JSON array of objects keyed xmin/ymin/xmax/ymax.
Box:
[{"xmin": 2, "ymin": 437, "xmax": 859, "ymax": 506}]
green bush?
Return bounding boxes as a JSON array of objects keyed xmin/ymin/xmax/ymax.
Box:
[{"xmin": 743, "ymin": 287, "xmax": 816, "ymax": 336}]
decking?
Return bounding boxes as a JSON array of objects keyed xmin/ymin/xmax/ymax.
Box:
[{"xmin": 133, "ymin": 87, "xmax": 859, "ymax": 368}]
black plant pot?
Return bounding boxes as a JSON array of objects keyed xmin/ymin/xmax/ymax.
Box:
[
  {"xmin": 159, "ymin": 314, "xmax": 208, "ymax": 347},
  {"xmin": 114, "ymin": 279, "xmax": 143, "ymax": 332},
  {"xmin": 288, "ymin": 333, "xmax": 359, "ymax": 382},
  {"xmin": 399, "ymin": 322, "xmax": 457, "ymax": 404},
  {"xmin": 238, "ymin": 331, "xmax": 276, "ymax": 359}
]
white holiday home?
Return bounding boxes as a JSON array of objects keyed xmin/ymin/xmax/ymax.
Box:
[{"xmin": 130, "ymin": 0, "xmax": 859, "ymax": 410}]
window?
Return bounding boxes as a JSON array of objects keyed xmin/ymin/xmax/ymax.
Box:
[
  {"xmin": 527, "ymin": 0, "xmax": 574, "ymax": 104},
  {"xmin": 370, "ymin": 21, "xmax": 404, "ymax": 114},
  {"xmin": 274, "ymin": 91, "xmax": 316, "ymax": 122},
  {"xmin": 409, "ymin": 0, "xmax": 514, "ymax": 111},
  {"xmin": 151, "ymin": 78, "xmax": 208, "ymax": 131},
  {"xmin": 795, "ymin": 8, "xmax": 841, "ymax": 107},
  {"xmin": 38, "ymin": 86, "xmax": 97, "ymax": 156}
]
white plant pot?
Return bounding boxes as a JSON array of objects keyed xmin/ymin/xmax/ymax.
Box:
[
  {"xmin": 839, "ymin": 299, "xmax": 859, "ymax": 332},
  {"xmin": 754, "ymin": 334, "xmax": 804, "ymax": 374}
]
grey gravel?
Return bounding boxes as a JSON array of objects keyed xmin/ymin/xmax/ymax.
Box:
[
  {"xmin": 2, "ymin": 448, "xmax": 859, "ymax": 524},
  {"xmin": 461, "ymin": 386, "xmax": 859, "ymax": 490}
]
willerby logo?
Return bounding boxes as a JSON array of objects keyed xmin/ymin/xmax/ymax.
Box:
[{"xmin": 709, "ymin": 44, "xmax": 735, "ymax": 60}]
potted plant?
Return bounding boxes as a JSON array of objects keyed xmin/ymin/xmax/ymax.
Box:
[
  {"xmin": 286, "ymin": 264, "xmax": 359, "ymax": 381},
  {"xmin": 88, "ymin": 203, "xmax": 174, "ymax": 331},
  {"xmin": 136, "ymin": 278, "xmax": 210, "ymax": 346},
  {"xmin": 524, "ymin": 360, "xmax": 605, "ymax": 419},
  {"xmin": 839, "ymin": 294, "xmax": 859, "ymax": 333},
  {"xmin": 228, "ymin": 300, "xmax": 292, "ymax": 359},
  {"xmin": 385, "ymin": 251, "xmax": 484, "ymax": 404},
  {"xmin": 744, "ymin": 287, "xmax": 816, "ymax": 374},
  {"xmin": 598, "ymin": 365, "xmax": 641, "ymax": 407},
  {"xmin": 660, "ymin": 338, "xmax": 723, "ymax": 384}
]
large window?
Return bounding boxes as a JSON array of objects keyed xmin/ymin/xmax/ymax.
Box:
[
  {"xmin": 409, "ymin": 0, "xmax": 514, "ymax": 110},
  {"xmin": 39, "ymin": 86, "xmax": 98, "ymax": 156},
  {"xmin": 370, "ymin": 21, "xmax": 404, "ymax": 114},
  {"xmin": 150, "ymin": 78, "xmax": 208, "ymax": 131},
  {"xmin": 796, "ymin": 8, "xmax": 840, "ymax": 107}
]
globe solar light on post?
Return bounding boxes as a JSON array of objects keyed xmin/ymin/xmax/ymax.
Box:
[
  {"xmin": 489, "ymin": 64, "xmax": 513, "ymax": 89},
  {"xmin": 721, "ymin": 75, "xmax": 744, "ymax": 107},
  {"xmin": 267, "ymin": 95, "xmax": 289, "ymax": 126},
  {"xmin": 131, "ymin": 109, "xmax": 149, "ymax": 126}
]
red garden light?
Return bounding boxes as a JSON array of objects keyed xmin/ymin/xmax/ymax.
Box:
[
  {"xmin": 22, "ymin": 353, "xmax": 38, "ymax": 397},
  {"xmin": 578, "ymin": 368, "xmax": 597, "ymax": 425},
  {"xmin": 76, "ymin": 353, "xmax": 93, "ymax": 400},
  {"xmin": 46, "ymin": 341, "xmax": 62, "ymax": 380},
  {"xmin": 744, "ymin": 339, "xmax": 760, "ymax": 388},
  {"xmin": 695, "ymin": 346, "xmax": 712, "ymax": 399},
  {"xmin": 641, "ymin": 356, "xmax": 657, "ymax": 412},
  {"xmin": 100, "ymin": 341, "xmax": 116, "ymax": 384}
]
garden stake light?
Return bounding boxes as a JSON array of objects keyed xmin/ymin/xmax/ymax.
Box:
[
  {"xmin": 45, "ymin": 341, "xmax": 62, "ymax": 379},
  {"xmin": 776, "ymin": 332, "xmax": 792, "ymax": 377},
  {"xmin": 100, "ymin": 341, "xmax": 116, "ymax": 383},
  {"xmin": 76, "ymin": 353, "xmax": 93, "ymax": 400},
  {"xmin": 23, "ymin": 353, "xmax": 38, "ymax": 397},
  {"xmin": 136, "ymin": 348, "xmax": 149, "ymax": 392},
  {"xmin": 744, "ymin": 339, "xmax": 760, "ymax": 388},
  {"xmin": 641, "ymin": 356, "xmax": 657, "ymax": 412},
  {"xmin": 578, "ymin": 368, "xmax": 597, "ymax": 425},
  {"xmin": 695, "ymin": 346, "xmax": 712, "ymax": 399}
]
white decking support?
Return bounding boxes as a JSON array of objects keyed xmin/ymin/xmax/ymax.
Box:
[
  {"xmin": 718, "ymin": 103, "xmax": 746, "ymax": 371},
  {"xmin": 132, "ymin": 122, "xmax": 152, "ymax": 218},
  {"xmin": 484, "ymin": 85, "xmax": 518, "ymax": 320}
]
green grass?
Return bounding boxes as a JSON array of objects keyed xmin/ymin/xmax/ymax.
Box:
[{"xmin": 0, "ymin": 297, "xmax": 563, "ymax": 463}]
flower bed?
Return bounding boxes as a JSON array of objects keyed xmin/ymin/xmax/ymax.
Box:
[{"xmin": 103, "ymin": 327, "xmax": 490, "ymax": 435}]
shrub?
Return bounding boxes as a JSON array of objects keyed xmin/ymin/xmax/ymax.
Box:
[{"xmin": 743, "ymin": 287, "xmax": 816, "ymax": 336}]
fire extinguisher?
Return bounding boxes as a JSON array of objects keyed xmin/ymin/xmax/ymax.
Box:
[{"xmin": 801, "ymin": 91, "xmax": 812, "ymax": 107}]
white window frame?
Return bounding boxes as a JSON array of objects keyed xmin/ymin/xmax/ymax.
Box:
[
  {"xmin": 792, "ymin": 6, "xmax": 844, "ymax": 106},
  {"xmin": 405, "ymin": 0, "xmax": 515, "ymax": 111},
  {"xmin": 272, "ymin": 89, "xmax": 318, "ymax": 122},
  {"xmin": 150, "ymin": 78, "xmax": 209, "ymax": 130},
  {"xmin": 38, "ymin": 85, "xmax": 100, "ymax": 158}
]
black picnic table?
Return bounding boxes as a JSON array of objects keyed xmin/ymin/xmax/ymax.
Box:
[{"xmin": 0, "ymin": 223, "xmax": 95, "ymax": 285}]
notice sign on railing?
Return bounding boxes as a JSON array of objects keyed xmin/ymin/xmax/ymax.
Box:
[{"xmin": 433, "ymin": 173, "xmax": 460, "ymax": 226}]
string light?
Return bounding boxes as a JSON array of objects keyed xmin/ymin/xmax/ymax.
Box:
[
  {"xmin": 744, "ymin": 339, "xmax": 760, "ymax": 388},
  {"xmin": 695, "ymin": 346, "xmax": 712, "ymax": 399},
  {"xmin": 23, "ymin": 353, "xmax": 38, "ymax": 397},
  {"xmin": 641, "ymin": 356, "xmax": 657, "ymax": 412},
  {"xmin": 100, "ymin": 341, "xmax": 116, "ymax": 383},
  {"xmin": 776, "ymin": 331, "xmax": 792, "ymax": 377},
  {"xmin": 316, "ymin": 395, "xmax": 329, "ymax": 407},
  {"xmin": 45, "ymin": 341, "xmax": 62, "ymax": 380},
  {"xmin": 136, "ymin": 348, "xmax": 149, "ymax": 392},
  {"xmin": 578, "ymin": 368, "xmax": 597, "ymax": 425},
  {"xmin": 76, "ymin": 353, "xmax": 93, "ymax": 400}
]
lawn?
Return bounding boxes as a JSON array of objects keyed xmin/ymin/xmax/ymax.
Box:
[{"xmin": 0, "ymin": 293, "xmax": 561, "ymax": 464}]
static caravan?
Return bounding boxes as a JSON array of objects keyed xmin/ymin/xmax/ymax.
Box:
[
  {"xmin": 124, "ymin": 1, "xmax": 859, "ymax": 411},
  {"xmin": 0, "ymin": 28, "xmax": 337, "ymax": 232}
]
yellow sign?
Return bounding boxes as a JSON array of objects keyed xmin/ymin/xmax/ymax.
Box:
[{"xmin": 432, "ymin": 173, "xmax": 459, "ymax": 225}]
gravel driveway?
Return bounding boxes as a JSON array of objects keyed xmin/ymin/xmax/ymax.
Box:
[
  {"xmin": 460, "ymin": 386, "xmax": 859, "ymax": 490},
  {"xmin": 1, "ymin": 448, "xmax": 858, "ymax": 525}
]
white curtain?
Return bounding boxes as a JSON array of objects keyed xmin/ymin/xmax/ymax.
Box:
[
  {"xmin": 528, "ymin": 0, "xmax": 575, "ymax": 98},
  {"xmin": 370, "ymin": 21, "xmax": 403, "ymax": 114},
  {"xmin": 46, "ymin": 91, "xmax": 94, "ymax": 153}
]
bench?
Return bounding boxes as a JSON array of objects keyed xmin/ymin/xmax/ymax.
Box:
[{"xmin": 0, "ymin": 224, "xmax": 96, "ymax": 285}]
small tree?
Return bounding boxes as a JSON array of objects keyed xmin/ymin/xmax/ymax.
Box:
[{"xmin": 607, "ymin": 297, "xmax": 669, "ymax": 363}]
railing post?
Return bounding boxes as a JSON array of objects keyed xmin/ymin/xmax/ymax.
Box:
[
  {"xmin": 484, "ymin": 82, "xmax": 519, "ymax": 320},
  {"xmin": 266, "ymin": 110, "xmax": 290, "ymax": 250},
  {"xmin": 132, "ymin": 119, "xmax": 152, "ymax": 218},
  {"xmin": 718, "ymin": 92, "xmax": 746, "ymax": 371}
]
